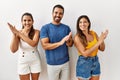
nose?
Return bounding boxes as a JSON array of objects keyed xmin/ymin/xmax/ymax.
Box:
[
  {"xmin": 25, "ymin": 21, "xmax": 29, "ymax": 24},
  {"xmin": 56, "ymin": 13, "xmax": 61, "ymax": 17}
]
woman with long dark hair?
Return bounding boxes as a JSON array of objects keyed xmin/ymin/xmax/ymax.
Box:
[
  {"xmin": 8, "ymin": 12, "xmax": 42, "ymax": 80},
  {"xmin": 74, "ymin": 15, "xmax": 108, "ymax": 80}
]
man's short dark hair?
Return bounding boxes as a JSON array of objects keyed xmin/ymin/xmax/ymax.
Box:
[{"xmin": 52, "ymin": 4, "xmax": 64, "ymax": 14}]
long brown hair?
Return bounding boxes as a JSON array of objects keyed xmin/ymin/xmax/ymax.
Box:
[
  {"xmin": 76, "ymin": 15, "xmax": 91, "ymax": 47},
  {"xmin": 21, "ymin": 12, "xmax": 35, "ymax": 39}
]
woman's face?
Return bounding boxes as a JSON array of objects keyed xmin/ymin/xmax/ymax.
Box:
[
  {"xmin": 79, "ymin": 18, "xmax": 89, "ymax": 31},
  {"xmin": 21, "ymin": 15, "xmax": 33, "ymax": 29}
]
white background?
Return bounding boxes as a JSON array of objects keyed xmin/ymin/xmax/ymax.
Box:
[{"xmin": 0, "ymin": 0, "xmax": 119, "ymax": 80}]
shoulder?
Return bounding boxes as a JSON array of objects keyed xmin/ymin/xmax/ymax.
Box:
[
  {"xmin": 74, "ymin": 34, "xmax": 83, "ymax": 46},
  {"xmin": 35, "ymin": 29, "xmax": 39, "ymax": 32},
  {"xmin": 34, "ymin": 29, "xmax": 40, "ymax": 34},
  {"xmin": 90, "ymin": 30, "xmax": 95, "ymax": 33},
  {"xmin": 74, "ymin": 34, "xmax": 80, "ymax": 41},
  {"xmin": 90, "ymin": 30, "xmax": 98, "ymax": 39},
  {"xmin": 40, "ymin": 23, "xmax": 51, "ymax": 30},
  {"xmin": 61, "ymin": 23, "xmax": 71, "ymax": 31},
  {"xmin": 42, "ymin": 23, "xmax": 51, "ymax": 28},
  {"xmin": 61, "ymin": 23, "xmax": 70, "ymax": 28},
  {"xmin": 90, "ymin": 30, "xmax": 97, "ymax": 35}
]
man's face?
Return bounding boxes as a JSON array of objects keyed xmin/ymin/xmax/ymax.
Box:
[{"xmin": 52, "ymin": 7, "xmax": 64, "ymax": 24}]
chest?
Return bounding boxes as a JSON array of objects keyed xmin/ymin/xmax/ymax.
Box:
[
  {"xmin": 86, "ymin": 34, "xmax": 94, "ymax": 42},
  {"xmin": 48, "ymin": 27, "xmax": 68, "ymax": 42}
]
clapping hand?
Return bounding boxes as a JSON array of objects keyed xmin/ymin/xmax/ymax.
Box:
[
  {"xmin": 7, "ymin": 22, "xmax": 19, "ymax": 35},
  {"xmin": 65, "ymin": 32, "xmax": 72, "ymax": 41},
  {"xmin": 99, "ymin": 29, "xmax": 108, "ymax": 43},
  {"xmin": 60, "ymin": 32, "xmax": 72, "ymax": 45}
]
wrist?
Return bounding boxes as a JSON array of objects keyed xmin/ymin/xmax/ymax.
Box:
[{"xmin": 15, "ymin": 31, "xmax": 20, "ymax": 37}]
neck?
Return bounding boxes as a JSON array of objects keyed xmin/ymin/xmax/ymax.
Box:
[
  {"xmin": 52, "ymin": 21, "xmax": 61, "ymax": 25},
  {"xmin": 82, "ymin": 30, "xmax": 89, "ymax": 36},
  {"xmin": 23, "ymin": 28, "xmax": 31, "ymax": 34}
]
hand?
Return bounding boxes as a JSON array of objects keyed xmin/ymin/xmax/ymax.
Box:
[
  {"xmin": 59, "ymin": 32, "xmax": 72, "ymax": 45},
  {"xmin": 7, "ymin": 22, "xmax": 19, "ymax": 35},
  {"xmin": 98, "ymin": 29, "xmax": 108, "ymax": 43},
  {"xmin": 103, "ymin": 29, "xmax": 108, "ymax": 39},
  {"xmin": 59, "ymin": 36, "xmax": 68, "ymax": 45},
  {"xmin": 66, "ymin": 32, "xmax": 72, "ymax": 41}
]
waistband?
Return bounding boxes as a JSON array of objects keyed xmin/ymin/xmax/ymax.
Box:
[{"xmin": 79, "ymin": 55, "xmax": 98, "ymax": 60}]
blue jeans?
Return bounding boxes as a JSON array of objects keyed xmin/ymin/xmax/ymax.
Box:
[{"xmin": 76, "ymin": 56, "xmax": 100, "ymax": 79}]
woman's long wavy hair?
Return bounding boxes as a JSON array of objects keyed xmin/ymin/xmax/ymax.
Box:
[
  {"xmin": 21, "ymin": 12, "xmax": 35, "ymax": 39},
  {"xmin": 76, "ymin": 15, "xmax": 91, "ymax": 47}
]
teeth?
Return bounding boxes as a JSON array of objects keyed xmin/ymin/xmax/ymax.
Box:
[{"xmin": 56, "ymin": 18, "xmax": 59, "ymax": 19}]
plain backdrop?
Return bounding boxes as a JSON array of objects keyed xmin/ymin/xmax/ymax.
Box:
[{"xmin": 0, "ymin": 0, "xmax": 119, "ymax": 80}]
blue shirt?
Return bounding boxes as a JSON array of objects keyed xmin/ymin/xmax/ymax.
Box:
[{"xmin": 40, "ymin": 23, "xmax": 71, "ymax": 65}]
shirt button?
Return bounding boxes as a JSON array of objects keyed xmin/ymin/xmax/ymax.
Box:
[
  {"xmin": 22, "ymin": 55, "xmax": 24, "ymax": 57},
  {"xmin": 32, "ymin": 51, "xmax": 34, "ymax": 53}
]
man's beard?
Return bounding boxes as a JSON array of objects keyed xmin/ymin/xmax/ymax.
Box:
[{"xmin": 54, "ymin": 17, "xmax": 61, "ymax": 23}]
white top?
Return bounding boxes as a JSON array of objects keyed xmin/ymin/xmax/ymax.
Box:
[{"xmin": 19, "ymin": 39, "xmax": 37, "ymax": 52}]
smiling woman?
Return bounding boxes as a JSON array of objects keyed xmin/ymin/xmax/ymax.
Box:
[
  {"xmin": 7, "ymin": 12, "xmax": 42, "ymax": 80},
  {"xmin": 74, "ymin": 15, "xmax": 108, "ymax": 80}
]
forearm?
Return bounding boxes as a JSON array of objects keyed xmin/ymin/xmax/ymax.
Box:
[
  {"xmin": 99, "ymin": 41, "xmax": 105, "ymax": 51},
  {"xmin": 41, "ymin": 41, "xmax": 62, "ymax": 50},
  {"xmin": 18, "ymin": 32, "xmax": 38, "ymax": 47},
  {"xmin": 83, "ymin": 42, "xmax": 101, "ymax": 57},
  {"xmin": 10, "ymin": 35, "xmax": 19, "ymax": 53}
]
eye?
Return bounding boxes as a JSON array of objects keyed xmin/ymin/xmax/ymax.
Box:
[
  {"xmin": 55, "ymin": 12, "xmax": 58, "ymax": 14},
  {"xmin": 59, "ymin": 12, "xmax": 63, "ymax": 15},
  {"xmin": 28, "ymin": 19, "xmax": 32, "ymax": 22},
  {"xmin": 79, "ymin": 21, "xmax": 83, "ymax": 24},
  {"xmin": 23, "ymin": 19, "xmax": 26, "ymax": 22}
]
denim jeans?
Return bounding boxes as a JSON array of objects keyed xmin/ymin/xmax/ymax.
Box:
[{"xmin": 76, "ymin": 56, "xmax": 100, "ymax": 79}]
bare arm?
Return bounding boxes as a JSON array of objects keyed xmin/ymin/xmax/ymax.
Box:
[
  {"xmin": 66, "ymin": 32, "xmax": 73, "ymax": 47},
  {"xmin": 40, "ymin": 38, "xmax": 61, "ymax": 50},
  {"xmin": 40, "ymin": 35, "xmax": 69, "ymax": 50},
  {"xmin": 66, "ymin": 36, "xmax": 73, "ymax": 47},
  {"xmin": 96, "ymin": 33, "xmax": 105, "ymax": 51},
  {"xmin": 10, "ymin": 34, "xmax": 20, "ymax": 53},
  {"xmin": 74, "ymin": 35, "xmax": 100, "ymax": 57},
  {"xmin": 8, "ymin": 22, "xmax": 39, "ymax": 47},
  {"xmin": 8, "ymin": 23, "xmax": 20, "ymax": 53},
  {"xmin": 18, "ymin": 30, "xmax": 40, "ymax": 47},
  {"xmin": 98, "ymin": 30, "xmax": 108, "ymax": 51}
]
